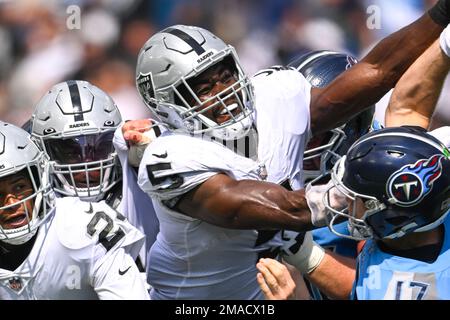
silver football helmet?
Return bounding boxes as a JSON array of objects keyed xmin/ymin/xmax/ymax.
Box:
[
  {"xmin": 0, "ymin": 122, "xmax": 54, "ymax": 245},
  {"xmin": 31, "ymin": 80, "xmax": 122, "ymax": 202},
  {"xmin": 136, "ymin": 25, "xmax": 255, "ymax": 140}
]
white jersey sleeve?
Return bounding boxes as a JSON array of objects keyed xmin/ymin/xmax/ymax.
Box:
[
  {"xmin": 429, "ymin": 126, "xmax": 450, "ymax": 148},
  {"xmin": 252, "ymin": 68, "xmax": 312, "ymax": 189},
  {"xmin": 138, "ymin": 132, "xmax": 262, "ymax": 201},
  {"xmin": 113, "ymin": 125, "xmax": 161, "ymax": 269},
  {"xmin": 92, "ymin": 242, "xmax": 149, "ymax": 300}
]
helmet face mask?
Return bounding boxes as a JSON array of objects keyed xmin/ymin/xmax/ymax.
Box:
[
  {"xmin": 41, "ymin": 132, "xmax": 117, "ymax": 199},
  {"xmin": 31, "ymin": 80, "xmax": 122, "ymax": 202},
  {"xmin": 302, "ymin": 127, "xmax": 346, "ymax": 184},
  {"xmin": 136, "ymin": 25, "xmax": 255, "ymax": 140},
  {"xmin": 325, "ymin": 127, "xmax": 450, "ymax": 241},
  {"xmin": 287, "ymin": 50, "xmax": 375, "ymax": 185},
  {"xmin": 0, "ymin": 123, "xmax": 54, "ymax": 246},
  {"xmin": 325, "ymin": 156, "xmax": 383, "ymax": 240}
]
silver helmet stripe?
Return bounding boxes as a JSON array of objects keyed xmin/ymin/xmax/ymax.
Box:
[
  {"xmin": 163, "ymin": 27, "xmax": 206, "ymax": 55},
  {"xmin": 66, "ymin": 80, "xmax": 84, "ymax": 122}
]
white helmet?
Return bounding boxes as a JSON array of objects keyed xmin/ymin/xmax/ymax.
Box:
[
  {"xmin": 0, "ymin": 122, "xmax": 54, "ymax": 245},
  {"xmin": 136, "ymin": 25, "xmax": 255, "ymax": 140},
  {"xmin": 31, "ymin": 80, "xmax": 122, "ymax": 202}
]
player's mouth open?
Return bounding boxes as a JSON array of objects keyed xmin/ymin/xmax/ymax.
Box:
[
  {"xmin": 2, "ymin": 213, "xmax": 28, "ymax": 229},
  {"xmin": 214, "ymin": 103, "xmax": 241, "ymax": 124}
]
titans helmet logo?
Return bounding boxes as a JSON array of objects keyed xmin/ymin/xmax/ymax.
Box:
[{"xmin": 387, "ymin": 154, "xmax": 444, "ymax": 207}]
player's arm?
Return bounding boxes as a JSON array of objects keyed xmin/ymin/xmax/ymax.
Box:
[
  {"xmin": 93, "ymin": 247, "xmax": 150, "ymax": 300},
  {"xmin": 305, "ymin": 251, "xmax": 355, "ymax": 300},
  {"xmin": 385, "ymin": 29, "xmax": 450, "ymax": 128},
  {"xmin": 175, "ymin": 173, "xmax": 314, "ymax": 232},
  {"xmin": 310, "ymin": 10, "xmax": 445, "ymax": 135},
  {"xmin": 258, "ymin": 232, "xmax": 355, "ymax": 300}
]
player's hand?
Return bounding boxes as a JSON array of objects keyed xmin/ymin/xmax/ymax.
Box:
[
  {"xmin": 122, "ymin": 119, "xmax": 153, "ymax": 145},
  {"xmin": 122, "ymin": 119, "xmax": 156, "ymax": 167},
  {"xmin": 256, "ymin": 258, "xmax": 296, "ymax": 300}
]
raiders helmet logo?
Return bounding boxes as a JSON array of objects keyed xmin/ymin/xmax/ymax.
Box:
[
  {"xmin": 387, "ymin": 154, "xmax": 444, "ymax": 207},
  {"xmin": 136, "ymin": 72, "xmax": 156, "ymax": 108}
]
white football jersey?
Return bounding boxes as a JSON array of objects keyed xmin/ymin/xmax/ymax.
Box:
[
  {"xmin": 137, "ymin": 69, "xmax": 312, "ymax": 300},
  {"xmin": 113, "ymin": 128, "xmax": 161, "ymax": 270},
  {"xmin": 429, "ymin": 126, "xmax": 450, "ymax": 148},
  {"xmin": 0, "ymin": 197, "xmax": 149, "ymax": 300},
  {"xmin": 252, "ymin": 67, "xmax": 311, "ymax": 189}
]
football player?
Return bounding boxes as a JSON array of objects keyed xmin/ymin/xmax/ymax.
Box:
[
  {"xmin": 258, "ymin": 128, "xmax": 450, "ymax": 300},
  {"xmin": 120, "ymin": 1, "xmax": 448, "ymax": 299},
  {"xmin": 287, "ymin": 50, "xmax": 374, "ymax": 299},
  {"xmin": 30, "ymin": 80, "xmax": 158, "ymax": 271},
  {"xmin": 325, "ymin": 127, "xmax": 450, "ymax": 299},
  {"xmin": 0, "ymin": 122, "xmax": 149, "ymax": 299},
  {"xmin": 121, "ymin": 4, "xmax": 450, "ymax": 299},
  {"xmin": 257, "ymin": 25, "xmax": 450, "ymax": 300}
]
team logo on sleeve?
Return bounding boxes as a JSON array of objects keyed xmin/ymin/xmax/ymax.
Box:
[
  {"xmin": 256, "ymin": 164, "xmax": 268, "ymax": 181},
  {"xmin": 387, "ymin": 154, "xmax": 444, "ymax": 207}
]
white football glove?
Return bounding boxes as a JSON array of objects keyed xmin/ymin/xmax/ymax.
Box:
[
  {"xmin": 305, "ymin": 180, "xmax": 347, "ymax": 227},
  {"xmin": 280, "ymin": 230, "xmax": 325, "ymax": 275}
]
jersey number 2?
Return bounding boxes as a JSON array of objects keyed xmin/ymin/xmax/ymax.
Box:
[{"xmin": 87, "ymin": 211, "xmax": 125, "ymax": 251}]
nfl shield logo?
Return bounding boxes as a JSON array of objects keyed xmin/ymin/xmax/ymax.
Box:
[
  {"xmin": 8, "ymin": 277, "xmax": 22, "ymax": 292},
  {"xmin": 257, "ymin": 164, "xmax": 268, "ymax": 181}
]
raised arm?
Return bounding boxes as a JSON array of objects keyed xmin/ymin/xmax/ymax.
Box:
[
  {"xmin": 385, "ymin": 31, "xmax": 450, "ymax": 128},
  {"xmin": 176, "ymin": 173, "xmax": 314, "ymax": 232},
  {"xmin": 310, "ymin": 12, "xmax": 445, "ymax": 135}
]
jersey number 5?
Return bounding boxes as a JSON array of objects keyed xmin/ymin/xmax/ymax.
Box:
[{"xmin": 146, "ymin": 162, "xmax": 184, "ymax": 189}]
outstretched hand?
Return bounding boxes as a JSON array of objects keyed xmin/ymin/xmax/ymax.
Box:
[
  {"xmin": 122, "ymin": 119, "xmax": 156, "ymax": 167},
  {"xmin": 122, "ymin": 119, "xmax": 153, "ymax": 145},
  {"xmin": 256, "ymin": 258, "xmax": 296, "ymax": 300}
]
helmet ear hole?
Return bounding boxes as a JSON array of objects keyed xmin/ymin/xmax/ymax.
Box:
[{"xmin": 387, "ymin": 150, "xmax": 405, "ymax": 158}]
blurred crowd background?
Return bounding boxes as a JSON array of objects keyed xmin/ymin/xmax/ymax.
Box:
[{"xmin": 0, "ymin": 0, "xmax": 448, "ymax": 129}]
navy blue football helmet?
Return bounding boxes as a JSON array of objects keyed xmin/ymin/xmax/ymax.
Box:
[
  {"xmin": 325, "ymin": 126, "xmax": 450, "ymax": 240},
  {"xmin": 288, "ymin": 50, "xmax": 375, "ymax": 185}
]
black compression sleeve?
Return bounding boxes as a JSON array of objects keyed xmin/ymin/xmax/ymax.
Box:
[{"xmin": 429, "ymin": 0, "xmax": 450, "ymax": 27}]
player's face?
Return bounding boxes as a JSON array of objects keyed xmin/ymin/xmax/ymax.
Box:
[
  {"xmin": 303, "ymin": 132, "xmax": 333, "ymax": 171},
  {"xmin": 0, "ymin": 172, "xmax": 34, "ymax": 230},
  {"xmin": 187, "ymin": 62, "xmax": 242, "ymax": 124},
  {"xmin": 45, "ymin": 133, "xmax": 114, "ymax": 187}
]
